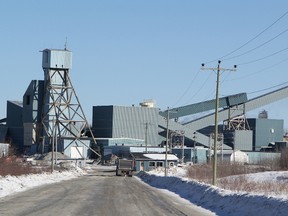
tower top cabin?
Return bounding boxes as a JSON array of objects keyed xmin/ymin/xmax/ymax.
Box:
[{"xmin": 42, "ymin": 49, "xmax": 72, "ymax": 69}]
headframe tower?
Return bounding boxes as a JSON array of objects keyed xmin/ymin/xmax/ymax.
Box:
[{"xmin": 40, "ymin": 49, "xmax": 99, "ymax": 158}]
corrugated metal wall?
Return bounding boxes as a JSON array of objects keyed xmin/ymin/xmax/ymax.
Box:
[
  {"xmin": 248, "ymin": 118, "xmax": 284, "ymax": 151},
  {"xmin": 234, "ymin": 130, "xmax": 253, "ymax": 151},
  {"xmin": 93, "ymin": 105, "xmax": 159, "ymax": 145},
  {"xmin": 42, "ymin": 49, "xmax": 72, "ymax": 69},
  {"xmin": 246, "ymin": 151, "xmax": 281, "ymax": 164},
  {"xmin": 112, "ymin": 106, "xmax": 159, "ymax": 145},
  {"xmin": 172, "ymin": 148, "xmax": 207, "ymax": 164}
]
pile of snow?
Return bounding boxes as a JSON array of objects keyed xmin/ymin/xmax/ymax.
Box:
[
  {"xmin": 137, "ymin": 167, "xmax": 288, "ymax": 216},
  {"xmin": 0, "ymin": 167, "xmax": 85, "ymax": 198},
  {"xmin": 242, "ymin": 171, "xmax": 288, "ymax": 183}
]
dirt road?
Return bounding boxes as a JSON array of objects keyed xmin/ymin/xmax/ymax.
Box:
[{"xmin": 0, "ymin": 166, "xmax": 215, "ymax": 216}]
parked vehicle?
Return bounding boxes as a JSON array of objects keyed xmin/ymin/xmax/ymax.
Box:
[{"xmin": 116, "ymin": 158, "xmax": 136, "ymax": 177}]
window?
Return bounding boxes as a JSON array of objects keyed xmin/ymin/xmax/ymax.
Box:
[
  {"xmin": 149, "ymin": 161, "xmax": 155, "ymax": 167},
  {"xmin": 26, "ymin": 95, "xmax": 30, "ymax": 105},
  {"xmin": 156, "ymin": 161, "xmax": 163, "ymax": 167},
  {"xmin": 44, "ymin": 50, "xmax": 49, "ymax": 63}
]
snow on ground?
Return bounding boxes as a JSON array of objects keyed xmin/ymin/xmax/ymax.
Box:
[
  {"xmin": 137, "ymin": 167, "xmax": 288, "ymax": 216},
  {"xmin": 1, "ymin": 164, "xmax": 288, "ymax": 216},
  {"xmin": 0, "ymin": 167, "xmax": 85, "ymax": 198}
]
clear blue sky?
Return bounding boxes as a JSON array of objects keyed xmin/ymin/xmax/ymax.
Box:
[{"xmin": 1, "ymin": 0, "xmax": 288, "ymax": 128}]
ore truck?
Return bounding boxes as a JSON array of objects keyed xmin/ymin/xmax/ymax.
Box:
[{"xmin": 115, "ymin": 158, "xmax": 136, "ymax": 177}]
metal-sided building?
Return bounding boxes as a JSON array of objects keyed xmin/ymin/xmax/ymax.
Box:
[
  {"xmin": 6, "ymin": 101, "xmax": 23, "ymax": 151},
  {"xmin": 247, "ymin": 118, "xmax": 284, "ymax": 151},
  {"xmin": 23, "ymin": 80, "xmax": 44, "ymax": 152},
  {"xmin": 0, "ymin": 49, "xmax": 96, "ymax": 159},
  {"xmin": 132, "ymin": 153, "xmax": 179, "ymax": 172},
  {"xmin": 172, "ymin": 147, "xmax": 208, "ymax": 164},
  {"xmin": 1, "ymin": 48, "xmax": 288, "ymax": 164},
  {"xmin": 92, "ymin": 105, "xmax": 160, "ymax": 145}
]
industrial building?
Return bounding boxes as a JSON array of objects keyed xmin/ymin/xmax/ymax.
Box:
[
  {"xmin": 0, "ymin": 49, "xmax": 98, "ymax": 159},
  {"xmin": 92, "ymin": 104, "xmax": 160, "ymax": 146},
  {"xmin": 0, "ymin": 48, "xmax": 287, "ymax": 169}
]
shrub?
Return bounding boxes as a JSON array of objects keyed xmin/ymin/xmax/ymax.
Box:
[
  {"xmin": 0, "ymin": 157, "xmax": 49, "ymax": 176},
  {"xmin": 280, "ymin": 148, "xmax": 288, "ymax": 170}
]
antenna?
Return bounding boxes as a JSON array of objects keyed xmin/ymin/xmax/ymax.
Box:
[{"xmin": 64, "ymin": 37, "xmax": 68, "ymax": 50}]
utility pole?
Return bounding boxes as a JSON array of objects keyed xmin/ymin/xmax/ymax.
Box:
[
  {"xmin": 201, "ymin": 60, "xmax": 236, "ymax": 185},
  {"xmin": 181, "ymin": 130, "xmax": 185, "ymax": 164},
  {"xmin": 165, "ymin": 107, "xmax": 170, "ymax": 177},
  {"xmin": 193, "ymin": 131, "xmax": 197, "ymax": 164},
  {"xmin": 164, "ymin": 107, "xmax": 178, "ymax": 176},
  {"xmin": 145, "ymin": 122, "xmax": 148, "ymax": 153}
]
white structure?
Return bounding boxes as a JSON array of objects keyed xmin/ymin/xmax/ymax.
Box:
[
  {"xmin": 139, "ymin": 99, "xmax": 156, "ymax": 108},
  {"xmin": 230, "ymin": 150, "xmax": 249, "ymax": 164},
  {"xmin": 0, "ymin": 143, "xmax": 9, "ymax": 157}
]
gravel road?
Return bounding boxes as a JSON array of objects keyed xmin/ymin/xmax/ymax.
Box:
[{"xmin": 0, "ymin": 166, "xmax": 215, "ymax": 216}]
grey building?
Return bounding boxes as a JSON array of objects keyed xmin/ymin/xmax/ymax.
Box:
[
  {"xmin": 172, "ymin": 147, "xmax": 207, "ymax": 164},
  {"xmin": 6, "ymin": 101, "xmax": 23, "ymax": 152},
  {"xmin": 0, "ymin": 49, "xmax": 96, "ymax": 159},
  {"xmin": 247, "ymin": 118, "xmax": 284, "ymax": 151},
  {"xmin": 92, "ymin": 105, "xmax": 159, "ymax": 146},
  {"xmin": 23, "ymin": 80, "xmax": 44, "ymax": 149},
  {"xmin": 224, "ymin": 130, "xmax": 253, "ymax": 151}
]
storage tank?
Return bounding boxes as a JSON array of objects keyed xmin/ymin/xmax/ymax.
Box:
[
  {"xmin": 139, "ymin": 99, "xmax": 156, "ymax": 108},
  {"xmin": 230, "ymin": 150, "xmax": 249, "ymax": 164},
  {"xmin": 258, "ymin": 110, "xmax": 268, "ymax": 119}
]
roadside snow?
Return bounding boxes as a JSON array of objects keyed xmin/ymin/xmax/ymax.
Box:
[
  {"xmin": 0, "ymin": 167, "xmax": 85, "ymax": 198},
  {"xmin": 1, "ymin": 164, "xmax": 288, "ymax": 216},
  {"xmin": 137, "ymin": 167, "xmax": 288, "ymax": 216}
]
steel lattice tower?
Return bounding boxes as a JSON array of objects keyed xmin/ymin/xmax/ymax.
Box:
[{"xmin": 40, "ymin": 49, "xmax": 99, "ymax": 158}]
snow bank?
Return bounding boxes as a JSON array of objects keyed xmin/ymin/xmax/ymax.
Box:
[
  {"xmin": 0, "ymin": 167, "xmax": 85, "ymax": 198},
  {"xmin": 137, "ymin": 171, "xmax": 288, "ymax": 216}
]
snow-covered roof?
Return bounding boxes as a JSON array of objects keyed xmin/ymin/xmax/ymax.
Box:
[{"xmin": 143, "ymin": 153, "xmax": 178, "ymax": 161}]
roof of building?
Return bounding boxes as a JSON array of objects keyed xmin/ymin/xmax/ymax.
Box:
[
  {"xmin": 132, "ymin": 153, "xmax": 178, "ymax": 161},
  {"xmin": 8, "ymin": 100, "xmax": 23, "ymax": 107}
]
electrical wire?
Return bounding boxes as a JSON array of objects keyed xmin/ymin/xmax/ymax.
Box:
[
  {"xmin": 171, "ymin": 69, "xmax": 201, "ymax": 108},
  {"xmin": 247, "ymin": 81, "xmax": 288, "ymax": 95},
  {"xmin": 179, "ymin": 11, "xmax": 288, "ymax": 110},
  {"xmin": 204, "ymin": 10, "xmax": 288, "ymax": 64},
  {"xmin": 238, "ymin": 46, "xmax": 288, "ymax": 65},
  {"xmin": 185, "ymin": 72, "xmax": 213, "ymax": 105},
  {"xmin": 225, "ymin": 57, "xmax": 288, "ymax": 81},
  {"xmin": 222, "ymin": 27, "xmax": 288, "ymax": 61}
]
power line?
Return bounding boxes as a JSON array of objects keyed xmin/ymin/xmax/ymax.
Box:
[
  {"xmin": 247, "ymin": 81, "xmax": 288, "ymax": 95},
  {"xmin": 225, "ymin": 57, "xmax": 288, "ymax": 81},
  {"xmin": 171, "ymin": 69, "xmax": 201, "ymax": 108},
  {"xmin": 223, "ymin": 27, "xmax": 288, "ymax": 61},
  {"xmin": 184, "ymin": 72, "xmax": 213, "ymax": 105},
  {"xmin": 205, "ymin": 10, "xmax": 288, "ymax": 64},
  {"xmin": 238, "ymin": 46, "xmax": 288, "ymax": 65}
]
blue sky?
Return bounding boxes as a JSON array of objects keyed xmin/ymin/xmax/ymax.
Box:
[{"xmin": 1, "ymin": 0, "xmax": 288, "ymax": 128}]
